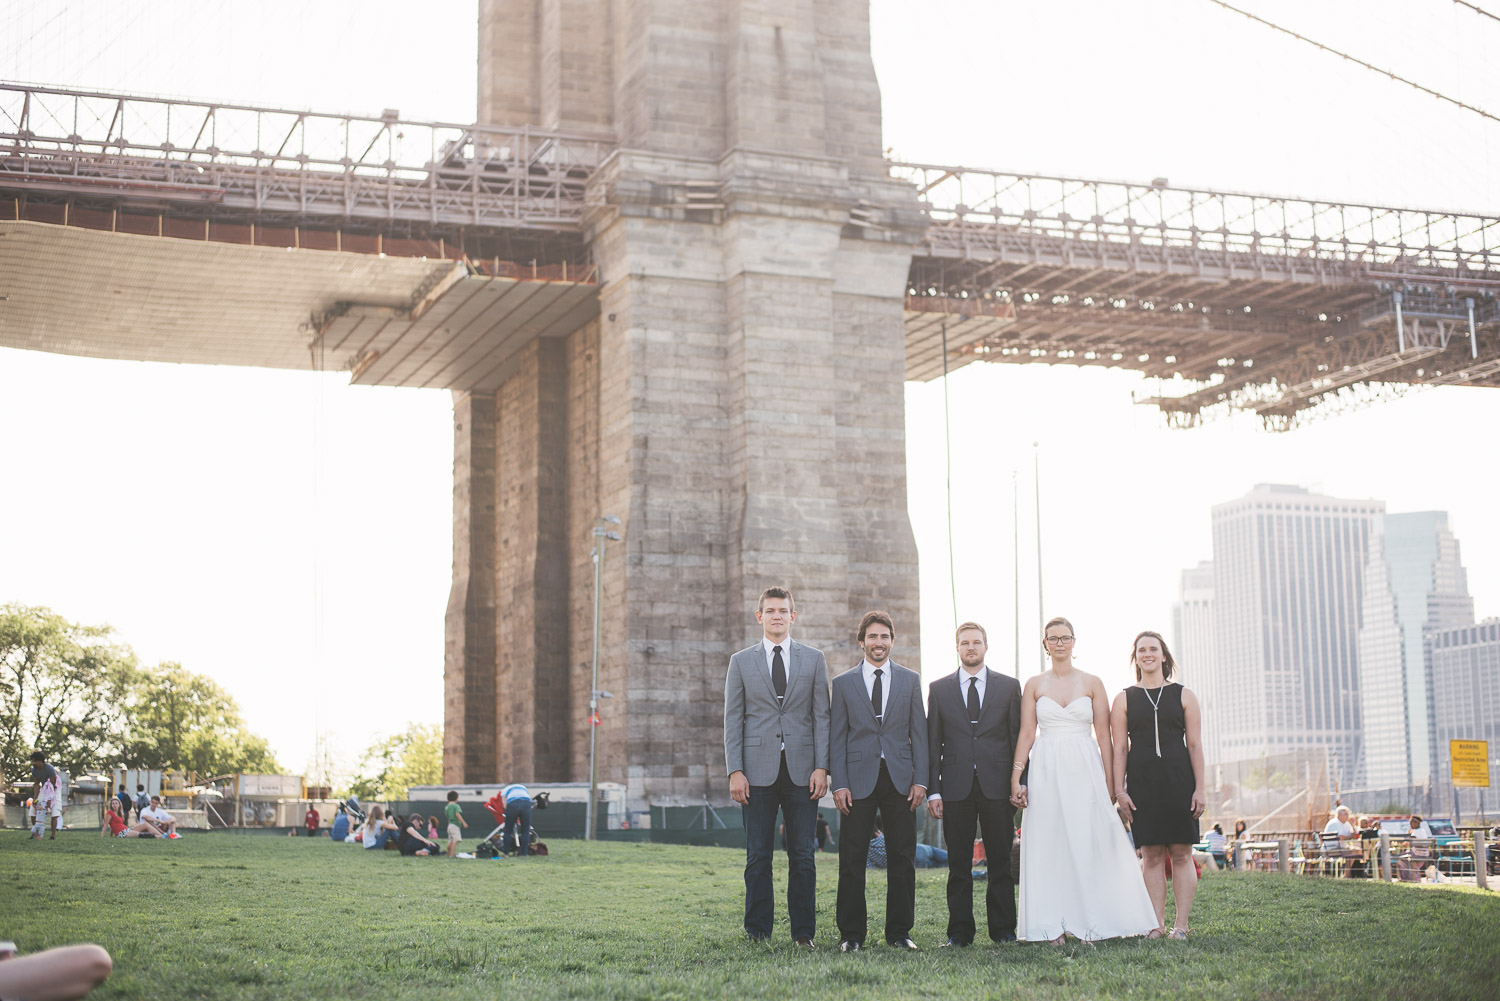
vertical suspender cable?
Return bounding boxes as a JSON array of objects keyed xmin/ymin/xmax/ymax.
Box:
[{"xmin": 940, "ymin": 319, "xmax": 958, "ymax": 631}]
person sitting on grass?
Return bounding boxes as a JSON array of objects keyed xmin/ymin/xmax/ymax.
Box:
[
  {"xmin": 427, "ymin": 815, "xmax": 440, "ymax": 840},
  {"xmin": 140, "ymin": 796, "xmax": 180, "ymax": 838},
  {"xmin": 331, "ymin": 804, "xmax": 351, "ymax": 843},
  {"xmin": 0, "ymin": 943, "xmax": 112, "ymax": 1000},
  {"xmin": 361, "ymin": 806, "xmax": 398, "ymax": 851},
  {"xmin": 398, "ymin": 813, "xmax": 442, "ymax": 856},
  {"xmin": 100, "ymin": 804, "xmax": 165, "ymax": 839}
]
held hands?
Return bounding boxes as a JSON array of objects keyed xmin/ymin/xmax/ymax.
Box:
[
  {"xmin": 833, "ymin": 788, "xmax": 853, "ymax": 815},
  {"xmin": 729, "ymin": 771, "xmax": 750, "ymax": 806},
  {"xmin": 907, "ymin": 785, "xmax": 926, "ymax": 812},
  {"xmin": 1010, "ymin": 785, "xmax": 1028, "ymax": 809},
  {"xmin": 1115, "ymin": 789, "xmax": 1136, "ymax": 824}
]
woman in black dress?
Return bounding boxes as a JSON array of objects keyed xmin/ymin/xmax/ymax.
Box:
[{"xmin": 1110, "ymin": 630, "xmax": 1205, "ymax": 939}]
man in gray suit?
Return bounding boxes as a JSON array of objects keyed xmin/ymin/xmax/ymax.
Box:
[
  {"xmin": 830, "ymin": 610, "xmax": 927, "ymax": 951},
  {"xmin": 724, "ymin": 586, "xmax": 830, "ymax": 948},
  {"xmin": 926, "ymin": 621, "xmax": 1023, "ymax": 946}
]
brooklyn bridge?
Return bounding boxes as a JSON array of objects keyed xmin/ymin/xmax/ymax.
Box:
[{"xmin": 2, "ymin": 0, "xmax": 1496, "ymax": 811}]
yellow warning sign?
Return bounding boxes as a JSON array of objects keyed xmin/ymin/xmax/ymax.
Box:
[{"xmin": 1450, "ymin": 740, "xmax": 1490, "ymax": 788}]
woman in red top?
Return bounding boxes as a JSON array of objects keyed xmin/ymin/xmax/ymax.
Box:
[{"xmin": 100, "ymin": 806, "xmax": 165, "ymax": 839}]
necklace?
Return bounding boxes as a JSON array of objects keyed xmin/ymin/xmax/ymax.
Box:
[{"xmin": 1141, "ymin": 684, "xmax": 1166, "ymax": 757}]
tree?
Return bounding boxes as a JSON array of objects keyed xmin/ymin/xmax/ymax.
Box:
[
  {"xmin": 122, "ymin": 663, "xmax": 280, "ymax": 777},
  {"xmin": 348, "ymin": 723, "xmax": 442, "ymax": 802},
  {"xmin": 0, "ymin": 604, "xmax": 136, "ymax": 784}
]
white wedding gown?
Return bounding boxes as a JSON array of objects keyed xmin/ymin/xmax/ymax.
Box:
[{"xmin": 1017, "ymin": 695, "xmax": 1159, "ymax": 941}]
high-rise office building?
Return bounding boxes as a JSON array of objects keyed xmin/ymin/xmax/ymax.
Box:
[
  {"xmin": 1173, "ymin": 560, "xmax": 1216, "ymax": 762},
  {"xmin": 1429, "ymin": 618, "xmax": 1500, "ymax": 813},
  {"xmin": 1357, "ymin": 512, "xmax": 1473, "ymax": 788},
  {"xmin": 1209, "ymin": 484, "xmax": 1382, "ymax": 783}
]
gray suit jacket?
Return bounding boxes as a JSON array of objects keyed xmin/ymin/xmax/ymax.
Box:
[
  {"xmin": 724, "ymin": 639, "xmax": 830, "ymax": 786},
  {"xmin": 829, "ymin": 661, "xmax": 928, "ymax": 800},
  {"xmin": 927, "ymin": 668, "xmax": 1023, "ymax": 802}
]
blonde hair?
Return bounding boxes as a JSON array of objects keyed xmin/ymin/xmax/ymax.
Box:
[{"xmin": 955, "ymin": 621, "xmax": 988, "ymax": 644}]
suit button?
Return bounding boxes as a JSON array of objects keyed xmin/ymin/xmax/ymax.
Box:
[{"xmin": 776, "ymin": 734, "xmax": 782, "ymax": 741}]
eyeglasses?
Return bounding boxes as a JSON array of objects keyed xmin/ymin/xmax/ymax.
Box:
[{"xmin": 1045, "ymin": 635, "xmax": 1075, "ymax": 644}]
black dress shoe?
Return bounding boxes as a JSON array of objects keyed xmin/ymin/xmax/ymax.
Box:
[
  {"xmin": 940, "ymin": 937, "xmax": 972, "ymax": 948},
  {"xmin": 887, "ymin": 937, "xmax": 920, "ymax": 950},
  {"xmin": 794, "ymin": 938, "xmax": 815, "ymax": 950},
  {"xmin": 746, "ymin": 933, "xmax": 770, "ymax": 943},
  {"xmin": 994, "ymin": 933, "xmax": 1018, "ymax": 943},
  {"xmin": 839, "ymin": 939, "xmax": 862, "ymax": 953}
]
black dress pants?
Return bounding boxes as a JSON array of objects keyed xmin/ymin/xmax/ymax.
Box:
[
  {"xmin": 836, "ymin": 761, "xmax": 916, "ymax": 944},
  {"xmin": 941, "ymin": 779, "xmax": 1016, "ymax": 943}
]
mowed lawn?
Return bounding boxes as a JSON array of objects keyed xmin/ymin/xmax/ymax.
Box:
[{"xmin": 2, "ymin": 832, "xmax": 1497, "ymax": 1001}]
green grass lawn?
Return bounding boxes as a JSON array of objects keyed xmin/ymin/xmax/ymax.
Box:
[{"xmin": 2, "ymin": 831, "xmax": 1497, "ymax": 1000}]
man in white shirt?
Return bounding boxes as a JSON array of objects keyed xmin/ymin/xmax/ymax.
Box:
[
  {"xmin": 924, "ymin": 622, "xmax": 1023, "ymax": 946},
  {"xmin": 829, "ymin": 611, "xmax": 928, "ymax": 951},
  {"xmin": 723, "ymin": 586, "xmax": 830, "ymax": 948},
  {"xmin": 140, "ymin": 796, "xmax": 179, "ymax": 838}
]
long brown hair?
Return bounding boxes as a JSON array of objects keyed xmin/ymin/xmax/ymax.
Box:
[{"xmin": 1129, "ymin": 630, "xmax": 1177, "ymax": 681}]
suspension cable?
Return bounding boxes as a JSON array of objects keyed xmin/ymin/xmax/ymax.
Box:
[
  {"xmin": 1206, "ymin": 0, "xmax": 1500, "ymax": 124},
  {"xmin": 1453, "ymin": 0, "xmax": 1500, "ymax": 25}
]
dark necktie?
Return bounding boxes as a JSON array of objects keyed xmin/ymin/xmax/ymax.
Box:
[
  {"xmin": 772, "ymin": 645, "xmax": 786, "ymax": 702},
  {"xmin": 967, "ymin": 676, "xmax": 981, "ymax": 724},
  {"xmin": 871, "ymin": 668, "xmax": 884, "ymax": 722}
]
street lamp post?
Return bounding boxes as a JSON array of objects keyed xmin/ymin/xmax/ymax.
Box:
[{"xmin": 586, "ymin": 515, "xmax": 621, "ymax": 840}]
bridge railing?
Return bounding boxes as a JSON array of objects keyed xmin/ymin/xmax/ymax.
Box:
[
  {"xmin": 0, "ymin": 83, "xmax": 613, "ymax": 229},
  {"xmin": 889, "ymin": 162, "xmax": 1500, "ymax": 280}
]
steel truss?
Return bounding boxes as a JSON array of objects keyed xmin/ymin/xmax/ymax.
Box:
[
  {"xmin": 4, "ymin": 82, "xmax": 1500, "ymax": 428},
  {"xmin": 0, "ymin": 83, "xmax": 611, "ymax": 235}
]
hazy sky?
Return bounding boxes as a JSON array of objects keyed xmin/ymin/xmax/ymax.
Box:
[{"xmin": 2, "ymin": 1, "xmax": 1497, "ymax": 780}]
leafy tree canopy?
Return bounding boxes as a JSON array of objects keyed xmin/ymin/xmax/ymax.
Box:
[{"xmin": 348, "ymin": 723, "xmax": 442, "ymax": 802}]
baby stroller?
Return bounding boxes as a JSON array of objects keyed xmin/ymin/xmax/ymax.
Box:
[{"xmin": 473, "ymin": 791, "xmax": 550, "ymax": 857}]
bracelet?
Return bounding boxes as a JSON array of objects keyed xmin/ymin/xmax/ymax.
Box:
[{"xmin": 1012, "ymin": 763, "xmax": 1025, "ymax": 771}]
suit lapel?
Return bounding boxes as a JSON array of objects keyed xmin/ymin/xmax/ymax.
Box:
[
  {"xmin": 752, "ymin": 642, "xmax": 778, "ymax": 704},
  {"xmin": 975, "ymin": 668, "xmax": 1001, "ymax": 726}
]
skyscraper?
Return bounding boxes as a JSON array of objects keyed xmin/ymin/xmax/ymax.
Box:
[
  {"xmin": 1357, "ymin": 512, "xmax": 1473, "ymax": 788},
  {"xmin": 1429, "ymin": 618, "xmax": 1500, "ymax": 814},
  {"xmin": 1209, "ymin": 484, "xmax": 1382, "ymax": 783},
  {"xmin": 1173, "ymin": 560, "xmax": 1216, "ymax": 762}
]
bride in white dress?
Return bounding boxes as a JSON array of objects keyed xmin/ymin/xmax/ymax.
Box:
[{"xmin": 1010, "ymin": 616, "xmax": 1161, "ymax": 942}]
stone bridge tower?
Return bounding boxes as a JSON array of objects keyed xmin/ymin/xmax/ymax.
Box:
[{"xmin": 446, "ymin": 0, "xmax": 924, "ymax": 811}]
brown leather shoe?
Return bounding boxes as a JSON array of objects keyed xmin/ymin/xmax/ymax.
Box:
[{"xmin": 794, "ymin": 938, "xmax": 815, "ymax": 950}]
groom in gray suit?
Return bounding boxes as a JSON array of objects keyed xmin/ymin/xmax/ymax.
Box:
[
  {"xmin": 724, "ymin": 586, "xmax": 830, "ymax": 947},
  {"xmin": 926, "ymin": 621, "xmax": 1023, "ymax": 946},
  {"xmin": 830, "ymin": 610, "xmax": 928, "ymax": 951}
]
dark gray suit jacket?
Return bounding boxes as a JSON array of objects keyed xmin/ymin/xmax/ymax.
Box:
[
  {"xmin": 927, "ymin": 668, "xmax": 1023, "ymax": 801},
  {"xmin": 724, "ymin": 639, "xmax": 830, "ymax": 787},
  {"xmin": 829, "ymin": 661, "xmax": 928, "ymax": 800}
]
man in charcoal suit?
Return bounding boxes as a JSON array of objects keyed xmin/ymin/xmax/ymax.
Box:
[
  {"xmin": 926, "ymin": 621, "xmax": 1023, "ymax": 946},
  {"xmin": 829, "ymin": 610, "xmax": 928, "ymax": 951}
]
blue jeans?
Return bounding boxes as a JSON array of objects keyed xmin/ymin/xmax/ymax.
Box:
[
  {"xmin": 364, "ymin": 829, "xmax": 392, "ymax": 850},
  {"xmin": 742, "ymin": 754, "xmax": 818, "ymax": 940},
  {"xmin": 503, "ymin": 797, "xmax": 533, "ymax": 856}
]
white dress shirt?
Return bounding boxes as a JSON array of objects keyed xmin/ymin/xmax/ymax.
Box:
[
  {"xmin": 928, "ymin": 665, "xmax": 987, "ymax": 804},
  {"xmin": 859, "ymin": 659, "xmax": 889, "ymax": 720},
  {"xmin": 762, "ymin": 636, "xmax": 791, "ymax": 750},
  {"xmin": 761, "ymin": 636, "xmax": 792, "ymax": 682},
  {"xmin": 958, "ymin": 665, "xmax": 987, "ymax": 709}
]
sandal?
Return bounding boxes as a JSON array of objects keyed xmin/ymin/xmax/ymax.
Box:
[
  {"xmin": 1146, "ymin": 927, "xmax": 1166, "ymax": 940},
  {"xmin": 1168, "ymin": 928, "xmax": 1189, "ymax": 940}
]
